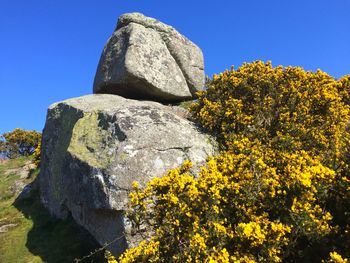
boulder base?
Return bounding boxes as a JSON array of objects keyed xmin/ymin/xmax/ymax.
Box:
[{"xmin": 39, "ymin": 94, "xmax": 216, "ymax": 255}]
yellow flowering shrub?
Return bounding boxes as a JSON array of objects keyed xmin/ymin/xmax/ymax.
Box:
[
  {"xmin": 338, "ymin": 75, "xmax": 350, "ymax": 106},
  {"xmin": 120, "ymin": 150, "xmax": 344, "ymax": 262},
  {"xmin": 325, "ymin": 251, "xmax": 349, "ymax": 263},
  {"xmin": 105, "ymin": 251, "xmax": 118, "ymax": 263},
  {"xmin": 32, "ymin": 142, "xmax": 41, "ymax": 167},
  {"xmin": 0, "ymin": 128, "xmax": 41, "ymax": 159},
  {"xmin": 191, "ymin": 61, "xmax": 349, "ymax": 162},
  {"xmin": 115, "ymin": 62, "xmax": 350, "ymax": 262}
]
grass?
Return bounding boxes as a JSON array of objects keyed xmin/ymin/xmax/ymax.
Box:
[{"xmin": 0, "ymin": 157, "xmax": 104, "ymax": 263}]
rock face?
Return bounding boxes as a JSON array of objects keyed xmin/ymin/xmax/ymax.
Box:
[
  {"xmin": 93, "ymin": 13, "xmax": 205, "ymax": 102},
  {"xmin": 40, "ymin": 12, "xmax": 212, "ymax": 257},
  {"xmin": 39, "ymin": 94, "xmax": 216, "ymax": 255}
]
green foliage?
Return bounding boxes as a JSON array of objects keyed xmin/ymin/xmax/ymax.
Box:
[{"xmin": 0, "ymin": 128, "xmax": 41, "ymax": 159}]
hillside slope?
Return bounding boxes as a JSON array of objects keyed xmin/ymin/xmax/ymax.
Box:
[{"xmin": 0, "ymin": 157, "xmax": 103, "ymax": 263}]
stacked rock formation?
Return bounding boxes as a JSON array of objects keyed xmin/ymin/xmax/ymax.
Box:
[{"xmin": 39, "ymin": 13, "xmax": 215, "ymax": 256}]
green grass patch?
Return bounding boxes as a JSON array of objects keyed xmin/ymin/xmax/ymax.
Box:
[{"xmin": 0, "ymin": 158, "xmax": 103, "ymax": 263}]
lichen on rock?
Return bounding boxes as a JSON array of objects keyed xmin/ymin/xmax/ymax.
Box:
[{"xmin": 68, "ymin": 112, "xmax": 119, "ymax": 169}]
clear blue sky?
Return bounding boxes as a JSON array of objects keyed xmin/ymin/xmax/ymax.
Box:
[{"xmin": 1, "ymin": 0, "xmax": 349, "ymax": 134}]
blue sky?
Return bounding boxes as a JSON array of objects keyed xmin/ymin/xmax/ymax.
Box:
[{"xmin": 1, "ymin": 0, "xmax": 349, "ymax": 134}]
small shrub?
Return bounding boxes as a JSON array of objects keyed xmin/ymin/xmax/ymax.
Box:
[
  {"xmin": 0, "ymin": 128, "xmax": 41, "ymax": 159},
  {"xmin": 32, "ymin": 142, "xmax": 41, "ymax": 168}
]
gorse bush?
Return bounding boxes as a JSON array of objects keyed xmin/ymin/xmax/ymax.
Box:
[
  {"xmin": 0, "ymin": 128, "xmax": 41, "ymax": 159},
  {"xmin": 191, "ymin": 61, "xmax": 349, "ymax": 161},
  {"xmin": 32, "ymin": 142, "xmax": 41, "ymax": 167},
  {"xmin": 113, "ymin": 61, "xmax": 350, "ymax": 262}
]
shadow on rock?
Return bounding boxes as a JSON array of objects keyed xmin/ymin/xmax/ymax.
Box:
[{"xmin": 13, "ymin": 179, "xmax": 104, "ymax": 263}]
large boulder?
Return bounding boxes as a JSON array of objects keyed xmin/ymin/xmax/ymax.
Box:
[
  {"xmin": 93, "ymin": 13, "xmax": 205, "ymax": 103},
  {"xmin": 39, "ymin": 94, "xmax": 216, "ymax": 255}
]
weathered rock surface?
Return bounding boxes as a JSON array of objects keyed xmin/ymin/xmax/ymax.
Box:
[
  {"xmin": 39, "ymin": 94, "xmax": 216, "ymax": 255},
  {"xmin": 5, "ymin": 161, "xmax": 36, "ymax": 179},
  {"xmin": 93, "ymin": 13, "xmax": 205, "ymax": 102}
]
